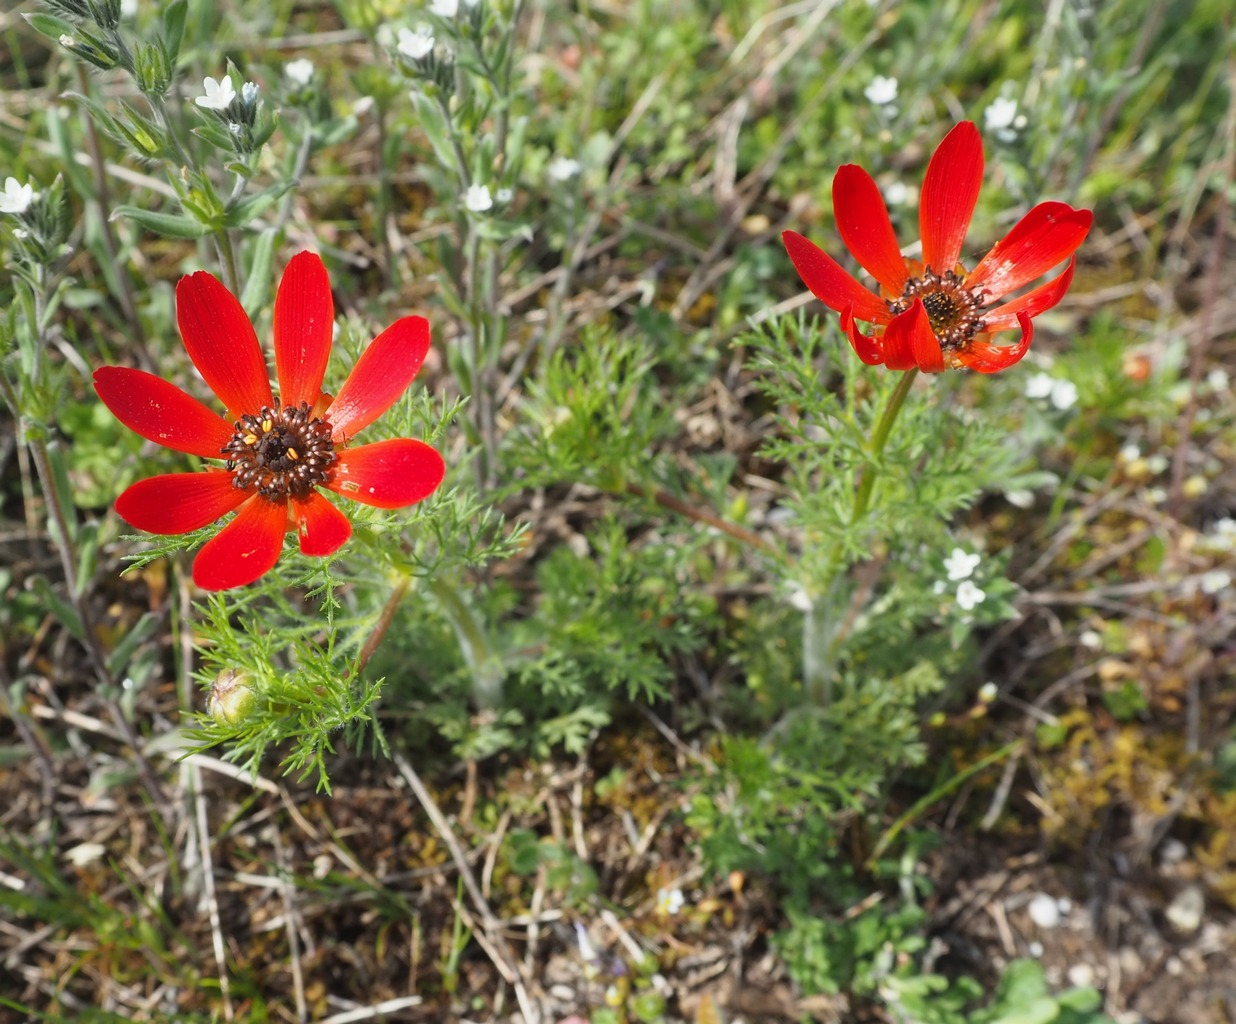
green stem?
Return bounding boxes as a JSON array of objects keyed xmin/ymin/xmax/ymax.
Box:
[
  {"xmin": 804, "ymin": 368, "xmax": 919, "ymax": 706},
  {"xmin": 215, "ymin": 229, "xmax": 241, "ymax": 296},
  {"xmin": 428, "ymin": 576, "xmax": 503, "ymax": 707},
  {"xmin": 850, "ymin": 368, "xmax": 918, "ymax": 525}
]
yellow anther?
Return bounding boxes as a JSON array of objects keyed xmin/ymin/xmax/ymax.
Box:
[
  {"xmin": 243, "ymin": 433, "xmax": 259, "ymax": 445},
  {"xmin": 262, "ymin": 418, "xmax": 273, "ymax": 432},
  {"xmin": 287, "ymin": 448, "xmax": 299, "ymax": 460}
]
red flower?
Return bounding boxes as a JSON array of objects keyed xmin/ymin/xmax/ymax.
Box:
[
  {"xmin": 782, "ymin": 121, "xmax": 1093, "ymax": 373},
  {"xmin": 95, "ymin": 252, "xmax": 446, "ymax": 591}
]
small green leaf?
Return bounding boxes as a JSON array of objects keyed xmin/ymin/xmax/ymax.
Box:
[
  {"xmin": 110, "ymin": 205, "xmax": 210, "ymax": 239},
  {"xmin": 23, "ymin": 13, "xmax": 78, "ymax": 43},
  {"xmin": 240, "ymin": 227, "xmax": 278, "ymax": 316},
  {"xmin": 162, "ymin": 0, "xmax": 187, "ymax": 62}
]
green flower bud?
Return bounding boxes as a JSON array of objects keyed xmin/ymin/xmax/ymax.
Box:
[{"xmin": 208, "ymin": 668, "xmax": 257, "ymax": 726}]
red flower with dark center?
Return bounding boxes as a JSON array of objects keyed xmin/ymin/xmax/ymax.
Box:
[
  {"xmin": 782, "ymin": 121, "xmax": 1093, "ymax": 373},
  {"xmin": 95, "ymin": 251, "xmax": 446, "ymax": 591}
]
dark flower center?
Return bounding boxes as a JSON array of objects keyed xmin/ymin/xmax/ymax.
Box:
[
  {"xmin": 222, "ymin": 401, "xmax": 336, "ymax": 500},
  {"xmin": 887, "ymin": 269, "xmax": 986, "ymax": 351}
]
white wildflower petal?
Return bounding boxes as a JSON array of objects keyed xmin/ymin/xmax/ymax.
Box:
[
  {"xmin": 429, "ymin": 0, "xmax": 458, "ymax": 14},
  {"xmin": 656, "ymin": 887, "xmax": 685, "ymax": 915},
  {"xmin": 978, "ymin": 682, "xmax": 998, "ymax": 703},
  {"xmin": 547, "ymin": 155, "xmax": 581, "ymax": 181},
  {"xmin": 285, "ymin": 59, "xmax": 315, "ymax": 85},
  {"xmin": 241, "ymin": 81, "xmax": 259, "ymax": 105},
  {"xmin": 1119, "ymin": 443, "xmax": 1140, "ymax": 463},
  {"xmin": 195, "ymin": 76, "xmax": 236, "ymax": 110},
  {"xmin": 464, "ymin": 184, "xmax": 493, "ymax": 212},
  {"xmin": 883, "ymin": 180, "xmax": 909, "ymax": 206},
  {"xmin": 985, "ymin": 97, "xmax": 1019, "ymax": 131},
  {"xmin": 0, "ymin": 177, "xmax": 36, "ymax": 215},
  {"xmin": 956, "ymin": 580, "xmax": 986, "ymax": 611},
  {"xmin": 397, "ymin": 25, "xmax": 435, "ymax": 59},
  {"xmin": 1206, "ymin": 368, "xmax": 1229, "ymax": 392},
  {"xmin": 944, "ymin": 548, "xmax": 981, "ymax": 582},
  {"xmin": 495, "ymin": 187, "xmax": 513, "ymax": 204},
  {"xmin": 1024, "ymin": 372, "xmax": 1055, "ymax": 399},
  {"xmin": 864, "ymin": 75, "xmax": 898, "ymax": 106},
  {"xmin": 1050, "ymin": 379, "xmax": 1079, "ymax": 411}
]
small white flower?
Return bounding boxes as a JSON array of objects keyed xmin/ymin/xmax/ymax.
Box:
[
  {"xmin": 956, "ymin": 580, "xmax": 986, "ymax": 611},
  {"xmin": 985, "ymin": 96, "xmax": 1019, "ymax": 132},
  {"xmin": 547, "ymin": 155, "xmax": 581, "ymax": 182},
  {"xmin": 285, "ymin": 59, "xmax": 315, "ymax": 86},
  {"xmin": 495, "ymin": 187, "xmax": 513, "ymax": 204},
  {"xmin": 1201, "ymin": 570, "xmax": 1231, "ymax": 595},
  {"xmin": 656, "ymin": 886, "xmax": 685, "ymax": 915},
  {"xmin": 1024, "ymin": 372, "xmax": 1055, "ymax": 399},
  {"xmin": 195, "ymin": 76, "xmax": 237, "ymax": 111},
  {"xmin": 978, "ymin": 682, "xmax": 998, "ymax": 704},
  {"xmin": 120, "ymin": 0, "xmax": 138, "ymax": 16},
  {"xmin": 1049, "ymin": 379, "xmax": 1079, "ymax": 411},
  {"xmin": 787, "ymin": 586, "xmax": 813, "ymax": 612},
  {"xmin": 1216, "ymin": 518, "xmax": 1236, "ymax": 539},
  {"xmin": 241, "ymin": 81, "xmax": 259, "ymax": 106},
  {"xmin": 1079, "ymin": 630, "xmax": 1103, "ymax": 649},
  {"xmin": 429, "ymin": 0, "xmax": 458, "ymax": 15},
  {"xmin": 1206, "ymin": 368, "xmax": 1229, "ymax": 392},
  {"xmin": 864, "ymin": 75, "xmax": 898, "ymax": 106},
  {"xmin": 1028, "ymin": 940, "xmax": 1044, "ymax": 958},
  {"xmin": 944, "ymin": 548, "xmax": 981, "ymax": 582},
  {"xmin": 0, "ymin": 177, "xmax": 36, "ymax": 215},
  {"xmin": 1118, "ymin": 443, "xmax": 1141, "ymax": 463},
  {"xmin": 397, "ymin": 25, "xmax": 436, "ymax": 59},
  {"xmin": 464, "ymin": 183, "xmax": 493, "ymax": 212},
  {"xmin": 883, "ymin": 180, "xmax": 909, "ymax": 205}
]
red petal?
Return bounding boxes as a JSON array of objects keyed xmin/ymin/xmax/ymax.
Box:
[
  {"xmin": 967, "ymin": 203, "xmax": 1092, "ymax": 299},
  {"xmin": 192, "ymin": 494, "xmax": 289, "ymax": 590},
  {"xmin": 840, "ymin": 306, "xmax": 887, "ymax": 365},
  {"xmin": 94, "ymin": 366, "xmax": 234, "ymax": 459},
  {"xmin": 782, "ymin": 230, "xmax": 889, "ymax": 324},
  {"xmin": 958, "ymin": 312, "xmax": 1034, "ymax": 373},
  {"xmin": 832, "ymin": 164, "xmax": 909, "ymax": 294},
  {"xmin": 115, "ymin": 471, "xmax": 248, "ymax": 534},
  {"xmin": 176, "ymin": 269, "xmax": 273, "ymax": 421},
  {"xmin": 879, "ymin": 301, "xmax": 946, "ymax": 373},
  {"xmin": 327, "ymin": 317, "xmax": 431, "ymax": 442},
  {"xmin": 292, "ymin": 491, "xmax": 352, "ymax": 557},
  {"xmin": 326, "ymin": 439, "xmax": 445, "ymax": 509},
  {"xmin": 983, "ymin": 256, "xmax": 1078, "ymax": 330},
  {"xmin": 274, "ymin": 251, "xmax": 335, "ymax": 410},
  {"xmin": 919, "ymin": 121, "xmax": 983, "ymax": 273}
]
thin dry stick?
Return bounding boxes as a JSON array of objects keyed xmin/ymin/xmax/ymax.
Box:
[
  {"xmin": 191, "ymin": 765, "xmax": 234, "ymax": 1021},
  {"xmin": 623, "ymin": 480, "xmax": 776, "ymax": 554},
  {"xmin": 392, "ymin": 752, "xmax": 538, "ymax": 1024}
]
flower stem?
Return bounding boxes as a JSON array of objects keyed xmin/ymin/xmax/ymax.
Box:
[
  {"xmin": 803, "ymin": 368, "xmax": 919, "ymax": 706},
  {"xmin": 850, "ymin": 368, "xmax": 918, "ymax": 525}
]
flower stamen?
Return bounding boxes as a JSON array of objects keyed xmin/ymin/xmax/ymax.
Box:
[
  {"xmin": 887, "ymin": 268, "xmax": 986, "ymax": 352},
  {"xmin": 223, "ymin": 401, "xmax": 336, "ymax": 499}
]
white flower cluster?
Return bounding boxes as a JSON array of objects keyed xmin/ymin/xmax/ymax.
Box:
[
  {"xmin": 985, "ymin": 94, "xmax": 1027, "ymax": 142},
  {"xmin": 1024, "ymin": 371, "xmax": 1079, "ymax": 411},
  {"xmin": 942, "ymin": 547, "xmax": 985, "ymax": 611}
]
